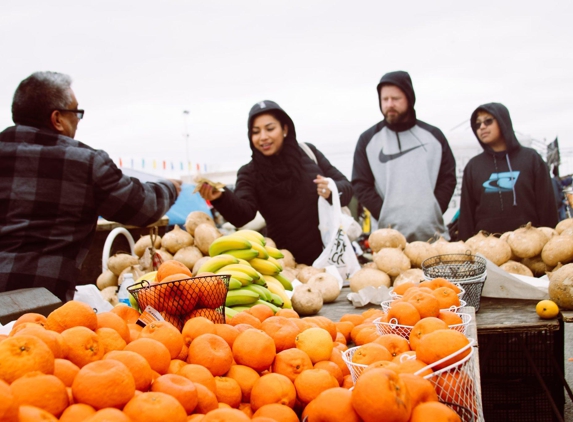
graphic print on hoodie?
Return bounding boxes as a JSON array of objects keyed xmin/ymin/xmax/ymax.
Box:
[
  {"xmin": 351, "ymin": 71, "xmax": 457, "ymax": 242},
  {"xmin": 457, "ymin": 103, "xmax": 558, "ymax": 240}
]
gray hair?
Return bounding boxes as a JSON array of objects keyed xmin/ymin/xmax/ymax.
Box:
[{"xmin": 11, "ymin": 71, "xmax": 74, "ymax": 128}]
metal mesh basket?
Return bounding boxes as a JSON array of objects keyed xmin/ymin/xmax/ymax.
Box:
[
  {"xmin": 341, "ymin": 346, "xmax": 368, "ymax": 384},
  {"xmin": 389, "ymin": 283, "xmax": 466, "ymax": 301},
  {"xmin": 373, "ymin": 313, "xmax": 472, "ymax": 339},
  {"xmin": 128, "ymin": 274, "xmax": 230, "ymax": 329},
  {"xmin": 381, "ymin": 299, "xmax": 467, "ymax": 314},
  {"xmin": 422, "ymin": 254, "xmax": 487, "ymax": 311}
]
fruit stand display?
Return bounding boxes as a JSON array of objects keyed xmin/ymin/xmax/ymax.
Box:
[{"xmin": 2, "ymin": 211, "xmax": 573, "ymax": 421}]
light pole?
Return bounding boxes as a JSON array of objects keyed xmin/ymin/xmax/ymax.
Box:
[{"xmin": 183, "ymin": 110, "xmax": 190, "ymax": 175}]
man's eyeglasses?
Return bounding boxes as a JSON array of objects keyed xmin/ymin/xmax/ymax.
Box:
[
  {"xmin": 56, "ymin": 109, "xmax": 85, "ymax": 120},
  {"xmin": 473, "ymin": 117, "xmax": 494, "ymax": 130}
]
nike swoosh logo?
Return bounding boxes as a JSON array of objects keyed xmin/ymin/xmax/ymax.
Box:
[{"xmin": 379, "ymin": 144, "xmax": 427, "ymax": 163}]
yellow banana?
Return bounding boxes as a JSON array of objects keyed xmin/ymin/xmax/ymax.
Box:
[
  {"xmin": 208, "ymin": 235, "xmax": 252, "ymax": 257},
  {"xmin": 269, "ymin": 293, "xmax": 284, "ymax": 308},
  {"xmin": 224, "ymin": 249, "xmax": 259, "ymax": 261},
  {"xmin": 225, "ymin": 306, "xmax": 239, "ymax": 318},
  {"xmin": 237, "ymin": 258, "xmax": 251, "ymax": 267},
  {"xmin": 249, "ymin": 242, "xmax": 270, "ymax": 259},
  {"xmin": 267, "ymin": 256, "xmax": 283, "ymax": 272},
  {"xmin": 228, "ymin": 277, "xmax": 243, "ymax": 290},
  {"xmin": 265, "ymin": 281, "xmax": 292, "ymax": 309},
  {"xmin": 254, "ymin": 299, "xmax": 280, "ymax": 313},
  {"xmin": 135, "ymin": 271, "xmax": 157, "ymax": 285},
  {"xmin": 218, "ymin": 264, "xmax": 261, "ymax": 281},
  {"xmin": 197, "ymin": 254, "xmax": 239, "ymax": 274},
  {"xmin": 225, "ymin": 289, "xmax": 259, "ymax": 307},
  {"xmin": 250, "ymin": 258, "xmax": 280, "ymax": 276},
  {"xmin": 215, "ymin": 269, "xmax": 253, "ymax": 286},
  {"xmin": 264, "ymin": 245, "xmax": 284, "ymax": 259},
  {"xmin": 274, "ymin": 272, "xmax": 293, "ymax": 291},
  {"xmin": 235, "ymin": 229, "xmax": 266, "ymax": 246},
  {"xmin": 242, "ymin": 284, "xmax": 273, "ymax": 302}
]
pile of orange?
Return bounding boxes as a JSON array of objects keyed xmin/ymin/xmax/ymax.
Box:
[{"xmin": 0, "ymin": 281, "xmax": 474, "ymax": 421}]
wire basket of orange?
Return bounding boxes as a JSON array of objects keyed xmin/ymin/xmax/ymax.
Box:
[
  {"xmin": 374, "ymin": 312, "xmax": 472, "ymax": 340},
  {"xmin": 128, "ymin": 261, "xmax": 230, "ymax": 329}
]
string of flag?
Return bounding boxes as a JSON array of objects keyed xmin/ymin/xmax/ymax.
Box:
[{"xmin": 114, "ymin": 158, "xmax": 210, "ymax": 173}]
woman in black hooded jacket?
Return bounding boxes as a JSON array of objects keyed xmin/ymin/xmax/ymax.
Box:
[
  {"xmin": 458, "ymin": 102, "xmax": 558, "ymax": 240},
  {"xmin": 198, "ymin": 100, "xmax": 353, "ymax": 265}
]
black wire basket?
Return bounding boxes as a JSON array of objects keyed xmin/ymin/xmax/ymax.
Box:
[
  {"xmin": 422, "ymin": 254, "xmax": 487, "ymax": 311},
  {"xmin": 128, "ymin": 274, "xmax": 230, "ymax": 329},
  {"xmin": 445, "ymin": 402, "xmax": 476, "ymax": 422}
]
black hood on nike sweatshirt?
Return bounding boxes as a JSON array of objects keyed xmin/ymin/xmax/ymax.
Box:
[{"xmin": 377, "ymin": 70, "xmax": 417, "ymax": 132}]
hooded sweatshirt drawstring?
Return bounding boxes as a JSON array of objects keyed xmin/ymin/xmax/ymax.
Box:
[
  {"xmin": 505, "ymin": 154, "xmax": 517, "ymax": 206},
  {"xmin": 492, "ymin": 155, "xmax": 504, "ymax": 211}
]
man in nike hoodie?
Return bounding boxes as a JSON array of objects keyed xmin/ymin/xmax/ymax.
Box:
[
  {"xmin": 352, "ymin": 71, "xmax": 456, "ymax": 241},
  {"xmin": 458, "ymin": 103, "xmax": 558, "ymax": 240}
]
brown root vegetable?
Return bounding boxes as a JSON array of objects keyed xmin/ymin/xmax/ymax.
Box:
[
  {"xmin": 465, "ymin": 231, "xmax": 489, "ymax": 253},
  {"xmin": 279, "ymin": 249, "xmax": 296, "ymax": 269},
  {"xmin": 555, "ymin": 218, "xmax": 573, "ymax": 234},
  {"xmin": 280, "ymin": 268, "xmax": 298, "ymax": 282},
  {"xmin": 349, "ymin": 268, "xmax": 391, "ymax": 292},
  {"xmin": 432, "ymin": 238, "xmax": 469, "ymax": 256},
  {"xmin": 362, "ymin": 262, "xmax": 378, "ymax": 269},
  {"xmin": 174, "ymin": 245, "xmax": 203, "ymax": 270},
  {"xmin": 541, "ymin": 235, "xmax": 573, "ymax": 267},
  {"xmin": 133, "ymin": 234, "xmax": 162, "ymax": 258},
  {"xmin": 161, "ymin": 225, "xmax": 194, "ymax": 254},
  {"xmin": 291, "ymin": 285, "xmax": 323, "ymax": 316},
  {"xmin": 368, "ymin": 228, "xmax": 407, "ymax": 253},
  {"xmin": 404, "ymin": 241, "xmax": 435, "ymax": 268},
  {"xmin": 538, "ymin": 227, "xmax": 559, "ymax": 242},
  {"xmin": 155, "ymin": 248, "xmax": 174, "ymax": 263},
  {"xmin": 307, "ymin": 273, "xmax": 341, "ymax": 303},
  {"xmin": 97, "ymin": 269, "xmax": 118, "ymax": 290},
  {"xmin": 373, "ymin": 248, "xmax": 411, "ymax": 278},
  {"xmin": 107, "ymin": 253, "xmax": 139, "ymax": 276},
  {"xmin": 100, "ymin": 286, "xmax": 119, "ymax": 306},
  {"xmin": 194, "ymin": 223, "xmax": 222, "ymax": 255},
  {"xmin": 184, "ymin": 211, "xmax": 215, "ymax": 236},
  {"xmin": 499, "ymin": 260, "xmax": 534, "ymax": 277},
  {"xmin": 118, "ymin": 265, "xmax": 145, "ymax": 286},
  {"xmin": 192, "ymin": 256, "xmax": 210, "ymax": 276},
  {"xmin": 297, "ymin": 266, "xmax": 325, "ymax": 284},
  {"xmin": 506, "ymin": 222, "xmax": 548, "ymax": 259},
  {"xmin": 393, "ymin": 268, "xmax": 425, "ymax": 287},
  {"xmin": 265, "ymin": 238, "xmax": 277, "ymax": 248},
  {"xmin": 547, "ymin": 264, "xmax": 573, "ymax": 310},
  {"xmin": 467, "ymin": 232, "xmax": 511, "ymax": 266},
  {"xmin": 521, "ymin": 255, "xmax": 553, "ymax": 277}
]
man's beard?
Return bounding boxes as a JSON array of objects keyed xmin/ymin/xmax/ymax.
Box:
[{"xmin": 383, "ymin": 108, "xmax": 408, "ymax": 124}]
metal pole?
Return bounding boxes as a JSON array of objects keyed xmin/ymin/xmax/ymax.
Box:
[{"xmin": 183, "ymin": 110, "xmax": 190, "ymax": 175}]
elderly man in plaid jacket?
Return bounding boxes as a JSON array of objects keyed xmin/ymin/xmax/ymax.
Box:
[{"xmin": 0, "ymin": 71, "xmax": 181, "ymax": 302}]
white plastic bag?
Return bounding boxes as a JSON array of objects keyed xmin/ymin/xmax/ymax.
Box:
[{"xmin": 313, "ymin": 178, "xmax": 361, "ymax": 281}]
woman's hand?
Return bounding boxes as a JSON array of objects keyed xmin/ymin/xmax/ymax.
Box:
[
  {"xmin": 198, "ymin": 183, "xmax": 223, "ymax": 201},
  {"xmin": 314, "ymin": 175, "xmax": 330, "ymax": 199}
]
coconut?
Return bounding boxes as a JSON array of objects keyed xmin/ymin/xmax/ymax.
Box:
[
  {"xmin": 280, "ymin": 249, "xmax": 296, "ymax": 268},
  {"xmin": 538, "ymin": 227, "xmax": 559, "ymax": 242},
  {"xmin": 265, "ymin": 238, "xmax": 277, "ymax": 248},
  {"xmin": 192, "ymin": 256, "xmax": 210, "ymax": 276},
  {"xmin": 280, "ymin": 268, "xmax": 298, "ymax": 282},
  {"xmin": 297, "ymin": 266, "xmax": 325, "ymax": 284},
  {"xmin": 161, "ymin": 225, "xmax": 194, "ymax": 254},
  {"xmin": 368, "ymin": 228, "xmax": 407, "ymax": 253},
  {"xmin": 194, "ymin": 223, "xmax": 222, "ymax": 255},
  {"xmin": 404, "ymin": 241, "xmax": 435, "ymax": 268},
  {"xmin": 541, "ymin": 235, "xmax": 573, "ymax": 267},
  {"xmin": 521, "ymin": 255, "xmax": 553, "ymax": 277},
  {"xmin": 100, "ymin": 286, "xmax": 119, "ymax": 306},
  {"xmin": 173, "ymin": 245, "xmax": 203, "ymax": 270},
  {"xmin": 185, "ymin": 211, "xmax": 216, "ymax": 236},
  {"xmin": 373, "ymin": 248, "xmax": 411, "ymax": 278},
  {"xmin": 506, "ymin": 222, "xmax": 548, "ymax": 259},
  {"xmin": 133, "ymin": 234, "xmax": 162, "ymax": 258},
  {"xmin": 107, "ymin": 253, "xmax": 139, "ymax": 277},
  {"xmin": 432, "ymin": 237, "xmax": 469, "ymax": 256},
  {"xmin": 393, "ymin": 268, "xmax": 426, "ymax": 287},
  {"xmin": 118, "ymin": 265, "xmax": 145, "ymax": 286},
  {"xmin": 96, "ymin": 269, "xmax": 118, "ymax": 290},
  {"xmin": 291, "ymin": 285, "xmax": 323, "ymax": 316},
  {"xmin": 467, "ymin": 233, "xmax": 511, "ymax": 266},
  {"xmin": 349, "ymin": 267, "xmax": 391, "ymax": 293},
  {"xmin": 547, "ymin": 263, "xmax": 573, "ymax": 310},
  {"xmin": 499, "ymin": 260, "xmax": 534, "ymax": 277},
  {"xmin": 555, "ymin": 218, "xmax": 573, "ymax": 234},
  {"xmin": 307, "ymin": 273, "xmax": 341, "ymax": 303}
]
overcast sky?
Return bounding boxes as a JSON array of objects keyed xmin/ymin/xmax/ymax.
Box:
[{"xmin": 1, "ymin": 1, "xmax": 572, "ymax": 178}]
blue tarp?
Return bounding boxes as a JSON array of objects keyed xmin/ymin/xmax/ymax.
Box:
[{"xmin": 166, "ymin": 184, "xmax": 213, "ymax": 226}]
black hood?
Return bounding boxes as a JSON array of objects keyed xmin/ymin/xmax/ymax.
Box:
[
  {"xmin": 376, "ymin": 70, "xmax": 417, "ymax": 131},
  {"xmin": 247, "ymin": 100, "xmax": 297, "ymax": 150},
  {"xmin": 470, "ymin": 102, "xmax": 521, "ymax": 155}
]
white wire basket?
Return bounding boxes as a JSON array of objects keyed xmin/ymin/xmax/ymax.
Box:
[
  {"xmin": 381, "ymin": 299, "xmax": 467, "ymax": 314},
  {"xmin": 389, "ymin": 283, "xmax": 466, "ymax": 301},
  {"xmin": 373, "ymin": 313, "xmax": 472, "ymax": 339}
]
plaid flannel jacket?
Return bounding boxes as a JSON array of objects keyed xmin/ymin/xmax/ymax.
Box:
[{"xmin": 0, "ymin": 125, "xmax": 177, "ymax": 301}]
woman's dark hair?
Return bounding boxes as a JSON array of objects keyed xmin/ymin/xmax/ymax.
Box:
[
  {"xmin": 249, "ymin": 109, "xmax": 289, "ymax": 138},
  {"xmin": 12, "ymin": 71, "xmax": 73, "ymax": 129}
]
